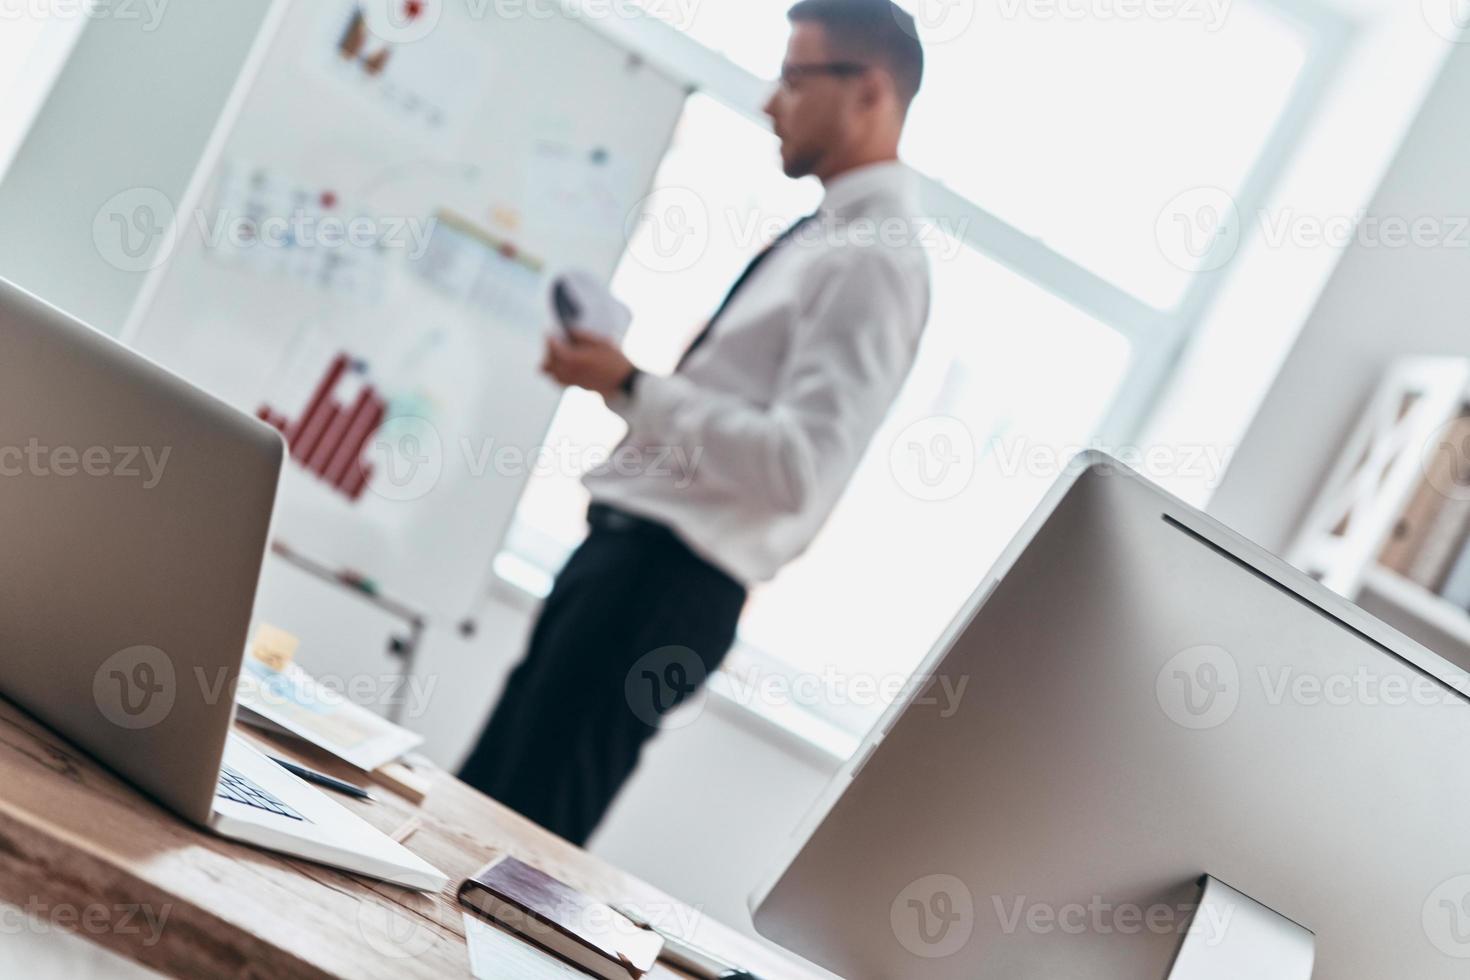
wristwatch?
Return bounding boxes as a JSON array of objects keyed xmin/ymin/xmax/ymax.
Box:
[{"xmin": 619, "ymin": 367, "xmax": 642, "ymax": 398}]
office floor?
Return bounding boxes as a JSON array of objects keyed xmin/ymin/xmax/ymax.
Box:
[{"xmin": 0, "ymin": 915, "xmax": 159, "ymax": 979}]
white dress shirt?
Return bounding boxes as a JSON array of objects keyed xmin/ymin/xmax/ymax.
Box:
[{"xmin": 585, "ymin": 160, "xmax": 932, "ymax": 585}]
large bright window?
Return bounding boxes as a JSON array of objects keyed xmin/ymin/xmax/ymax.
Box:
[
  {"xmin": 504, "ymin": 0, "xmax": 1346, "ymax": 743},
  {"xmin": 638, "ymin": 0, "xmax": 1310, "ymax": 309},
  {"xmin": 903, "ymin": 5, "xmax": 1308, "ymax": 309}
]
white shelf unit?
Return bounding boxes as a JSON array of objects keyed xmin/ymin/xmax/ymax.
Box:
[{"xmin": 1288, "ymin": 356, "xmax": 1470, "ymax": 669}]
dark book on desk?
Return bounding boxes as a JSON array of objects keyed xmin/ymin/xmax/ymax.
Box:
[{"xmin": 458, "ymin": 855, "xmax": 663, "ymax": 980}]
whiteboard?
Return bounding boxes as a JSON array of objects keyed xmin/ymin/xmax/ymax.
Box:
[{"xmin": 125, "ymin": 0, "xmax": 688, "ymax": 619}]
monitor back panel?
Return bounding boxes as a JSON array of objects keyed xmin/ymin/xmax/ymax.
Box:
[{"xmin": 755, "ymin": 465, "xmax": 1470, "ymax": 979}]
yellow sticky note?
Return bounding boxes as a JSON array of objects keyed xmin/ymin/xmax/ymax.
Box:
[
  {"xmin": 250, "ymin": 623, "xmax": 300, "ymax": 672},
  {"xmin": 491, "ymin": 205, "xmax": 521, "ymax": 231}
]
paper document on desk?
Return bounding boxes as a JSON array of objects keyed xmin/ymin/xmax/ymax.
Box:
[
  {"xmin": 235, "ymin": 655, "xmax": 422, "ymax": 772},
  {"xmin": 463, "ymin": 913, "xmax": 589, "ymax": 979}
]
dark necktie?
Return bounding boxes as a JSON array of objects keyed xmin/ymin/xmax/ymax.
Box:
[{"xmin": 677, "ymin": 212, "xmax": 818, "ymax": 370}]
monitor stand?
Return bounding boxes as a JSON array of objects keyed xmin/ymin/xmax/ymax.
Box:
[{"xmin": 1167, "ymin": 876, "xmax": 1315, "ymax": 979}]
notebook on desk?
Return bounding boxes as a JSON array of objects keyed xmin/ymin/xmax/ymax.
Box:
[
  {"xmin": 463, "ymin": 912, "xmax": 592, "ymax": 979},
  {"xmin": 459, "ymin": 855, "xmax": 664, "ymax": 980}
]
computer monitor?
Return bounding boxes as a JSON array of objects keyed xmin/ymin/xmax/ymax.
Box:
[{"xmin": 752, "ymin": 452, "xmax": 1470, "ymax": 978}]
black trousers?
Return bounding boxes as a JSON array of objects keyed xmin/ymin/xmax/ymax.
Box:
[{"xmin": 458, "ymin": 508, "xmax": 747, "ymax": 846}]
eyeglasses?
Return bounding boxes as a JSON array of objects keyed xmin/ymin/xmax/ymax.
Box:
[{"xmin": 778, "ymin": 61, "xmax": 871, "ymax": 92}]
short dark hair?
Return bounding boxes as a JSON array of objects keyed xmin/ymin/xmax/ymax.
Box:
[{"xmin": 787, "ymin": 0, "xmax": 925, "ymax": 111}]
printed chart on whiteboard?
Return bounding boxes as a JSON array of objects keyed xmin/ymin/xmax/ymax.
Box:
[{"xmin": 123, "ymin": 0, "xmax": 689, "ymax": 618}]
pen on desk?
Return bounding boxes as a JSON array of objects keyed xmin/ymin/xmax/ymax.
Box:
[
  {"xmin": 612, "ymin": 905, "xmax": 763, "ymax": 980},
  {"xmin": 270, "ymin": 756, "xmax": 373, "ymax": 801}
]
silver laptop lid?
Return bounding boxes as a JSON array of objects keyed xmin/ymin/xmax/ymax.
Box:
[
  {"xmin": 753, "ymin": 452, "xmax": 1470, "ymax": 978},
  {"xmin": 0, "ymin": 278, "xmax": 282, "ymax": 823}
]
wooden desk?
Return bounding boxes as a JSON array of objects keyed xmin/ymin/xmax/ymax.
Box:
[{"xmin": 0, "ymin": 695, "xmax": 824, "ymax": 980}]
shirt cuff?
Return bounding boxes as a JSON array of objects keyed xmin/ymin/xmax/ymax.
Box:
[{"xmin": 607, "ymin": 372, "xmax": 688, "ymax": 436}]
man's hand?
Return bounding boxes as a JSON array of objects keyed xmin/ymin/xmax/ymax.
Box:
[{"xmin": 542, "ymin": 329, "xmax": 637, "ymax": 400}]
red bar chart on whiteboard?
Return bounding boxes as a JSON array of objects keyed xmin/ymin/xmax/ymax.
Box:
[{"xmin": 258, "ymin": 353, "xmax": 385, "ymax": 502}]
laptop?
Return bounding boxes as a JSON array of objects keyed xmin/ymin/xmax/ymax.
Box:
[{"xmin": 0, "ymin": 278, "xmax": 446, "ymax": 892}]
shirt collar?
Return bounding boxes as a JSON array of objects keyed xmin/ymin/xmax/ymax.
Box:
[{"xmin": 818, "ymin": 160, "xmax": 920, "ymax": 218}]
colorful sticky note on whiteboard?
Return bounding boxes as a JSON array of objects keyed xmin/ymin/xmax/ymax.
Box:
[{"xmin": 250, "ymin": 623, "xmax": 301, "ymax": 672}]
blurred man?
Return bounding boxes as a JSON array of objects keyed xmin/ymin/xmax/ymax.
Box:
[{"xmin": 460, "ymin": 0, "xmax": 931, "ymax": 845}]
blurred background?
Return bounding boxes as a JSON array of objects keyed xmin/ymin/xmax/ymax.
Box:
[{"xmin": 5, "ymin": 0, "xmax": 1470, "ymax": 974}]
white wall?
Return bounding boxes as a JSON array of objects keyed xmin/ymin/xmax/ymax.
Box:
[
  {"xmin": 0, "ymin": 17, "xmax": 82, "ymax": 179},
  {"xmin": 0, "ymin": 0, "xmax": 278, "ymax": 332},
  {"xmin": 1207, "ymin": 38, "xmax": 1470, "ymax": 552}
]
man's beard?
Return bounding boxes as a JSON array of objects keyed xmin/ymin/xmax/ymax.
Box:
[{"xmin": 782, "ymin": 147, "xmax": 821, "ymax": 179}]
